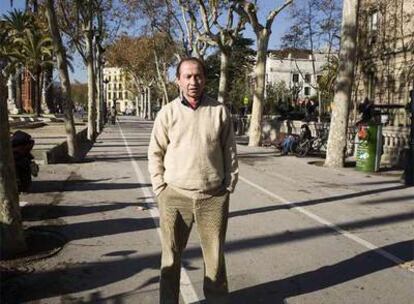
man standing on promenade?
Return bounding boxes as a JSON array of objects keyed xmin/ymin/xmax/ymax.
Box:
[{"xmin": 148, "ymin": 57, "xmax": 239, "ymax": 304}]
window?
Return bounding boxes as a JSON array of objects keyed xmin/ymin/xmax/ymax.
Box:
[
  {"xmin": 118, "ymin": 92, "xmax": 122, "ymax": 99},
  {"xmin": 316, "ymin": 75, "xmax": 322, "ymax": 83},
  {"xmin": 304, "ymin": 87, "xmax": 311, "ymax": 96},
  {"xmin": 293, "ymin": 73, "xmax": 299, "ymax": 83},
  {"xmin": 119, "ymin": 83, "xmax": 122, "ymax": 90},
  {"xmin": 367, "ymin": 10, "xmax": 378, "ymax": 45},
  {"xmin": 369, "ymin": 11, "xmax": 378, "ymax": 32},
  {"xmin": 108, "ymin": 84, "xmax": 111, "ymax": 90},
  {"xmin": 305, "ymin": 74, "xmax": 311, "ymax": 83}
]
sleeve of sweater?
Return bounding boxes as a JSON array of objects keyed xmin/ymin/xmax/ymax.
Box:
[
  {"xmin": 148, "ymin": 108, "xmax": 169, "ymax": 196},
  {"xmin": 221, "ymin": 107, "xmax": 239, "ymax": 193}
]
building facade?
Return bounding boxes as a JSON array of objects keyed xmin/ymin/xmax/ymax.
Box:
[
  {"xmin": 103, "ymin": 67, "xmax": 137, "ymax": 114},
  {"xmin": 354, "ymin": 0, "xmax": 413, "ymax": 126},
  {"xmin": 266, "ymin": 49, "xmax": 330, "ymax": 101},
  {"xmin": 353, "ymin": 0, "xmax": 413, "ymax": 167}
]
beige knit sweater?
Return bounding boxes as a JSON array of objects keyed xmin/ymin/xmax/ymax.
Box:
[{"xmin": 148, "ymin": 95, "xmax": 238, "ymax": 198}]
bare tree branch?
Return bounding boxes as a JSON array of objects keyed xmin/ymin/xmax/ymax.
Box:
[{"xmin": 266, "ymin": 0, "xmax": 293, "ymax": 30}]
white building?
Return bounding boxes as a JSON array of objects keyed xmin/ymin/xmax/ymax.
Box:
[
  {"xmin": 266, "ymin": 49, "xmax": 330, "ymax": 100},
  {"xmin": 103, "ymin": 67, "xmax": 137, "ymax": 114}
]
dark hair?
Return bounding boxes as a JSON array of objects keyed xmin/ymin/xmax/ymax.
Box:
[{"xmin": 176, "ymin": 57, "xmax": 206, "ymax": 78}]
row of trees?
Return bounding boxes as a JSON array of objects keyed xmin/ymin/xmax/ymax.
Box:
[
  {"xmin": 1, "ymin": 0, "xmax": 123, "ymax": 257},
  {"xmin": 115, "ymin": 0, "xmax": 352, "ymax": 166},
  {"xmin": 108, "ymin": 0, "xmax": 296, "ymax": 146},
  {"xmin": 1, "ymin": 0, "xmax": 361, "ymax": 257},
  {"xmin": 116, "ymin": 0, "xmax": 345, "ymax": 145},
  {"xmin": 1, "ymin": 9, "xmax": 54, "ymax": 116}
]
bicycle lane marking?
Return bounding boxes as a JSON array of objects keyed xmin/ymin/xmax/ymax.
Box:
[
  {"xmin": 239, "ymin": 175, "xmax": 414, "ymax": 273},
  {"xmin": 117, "ymin": 120, "xmax": 201, "ymax": 304}
]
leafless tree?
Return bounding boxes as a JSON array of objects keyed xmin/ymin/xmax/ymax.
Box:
[{"xmin": 325, "ymin": 0, "xmax": 359, "ymax": 167}]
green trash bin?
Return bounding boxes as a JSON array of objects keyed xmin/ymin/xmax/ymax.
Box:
[{"xmin": 356, "ymin": 123, "xmax": 383, "ymax": 172}]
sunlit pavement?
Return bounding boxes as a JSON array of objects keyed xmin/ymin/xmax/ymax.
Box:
[{"xmin": 4, "ymin": 115, "xmax": 413, "ymax": 304}]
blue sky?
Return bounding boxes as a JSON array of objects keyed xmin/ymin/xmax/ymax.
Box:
[{"xmin": 1, "ymin": 0, "xmax": 295, "ymax": 83}]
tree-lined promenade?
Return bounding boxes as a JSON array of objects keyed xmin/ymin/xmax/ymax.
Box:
[
  {"xmin": 1, "ymin": 0, "xmax": 413, "ymax": 271},
  {"xmin": 2, "ymin": 116, "xmax": 413, "ymax": 303}
]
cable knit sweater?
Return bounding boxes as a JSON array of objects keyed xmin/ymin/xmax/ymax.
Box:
[{"xmin": 148, "ymin": 95, "xmax": 239, "ymax": 198}]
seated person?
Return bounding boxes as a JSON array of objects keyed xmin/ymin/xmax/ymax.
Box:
[
  {"xmin": 281, "ymin": 124, "xmax": 312, "ymax": 156},
  {"xmin": 299, "ymin": 123, "xmax": 312, "ymax": 142},
  {"xmin": 281, "ymin": 134, "xmax": 296, "ymax": 155}
]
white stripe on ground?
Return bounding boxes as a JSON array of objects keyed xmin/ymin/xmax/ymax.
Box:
[
  {"xmin": 117, "ymin": 121, "xmax": 201, "ymax": 304},
  {"xmin": 19, "ymin": 201, "xmax": 28, "ymax": 207},
  {"xmin": 239, "ymin": 176, "xmax": 413, "ymax": 273}
]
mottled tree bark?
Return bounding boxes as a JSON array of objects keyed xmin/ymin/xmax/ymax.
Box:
[
  {"xmin": 325, "ymin": 0, "xmax": 359, "ymax": 167},
  {"xmin": 249, "ymin": 31, "xmax": 269, "ymax": 146},
  {"xmin": 86, "ymin": 27, "xmax": 97, "ymax": 141},
  {"xmin": 234, "ymin": 0, "xmax": 293, "ymax": 146},
  {"xmin": 0, "ymin": 71, "xmax": 27, "ymax": 258},
  {"xmin": 154, "ymin": 50, "xmax": 169, "ymax": 105},
  {"xmin": 44, "ymin": 0, "xmax": 78, "ymax": 160},
  {"xmin": 217, "ymin": 49, "xmax": 230, "ymax": 104}
]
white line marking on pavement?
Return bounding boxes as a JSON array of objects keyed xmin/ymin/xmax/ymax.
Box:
[
  {"xmin": 117, "ymin": 121, "xmax": 201, "ymax": 303},
  {"xmin": 19, "ymin": 201, "xmax": 28, "ymax": 207},
  {"xmin": 239, "ymin": 176, "xmax": 413, "ymax": 273}
]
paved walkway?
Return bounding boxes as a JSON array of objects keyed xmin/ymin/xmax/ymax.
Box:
[{"xmin": 2, "ymin": 116, "xmax": 412, "ymax": 304}]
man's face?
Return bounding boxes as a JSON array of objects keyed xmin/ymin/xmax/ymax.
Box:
[{"xmin": 177, "ymin": 61, "xmax": 206, "ymax": 101}]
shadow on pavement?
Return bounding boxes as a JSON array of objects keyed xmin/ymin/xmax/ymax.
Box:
[
  {"xmin": 359, "ymin": 194, "xmax": 414, "ymax": 205},
  {"xmin": 21, "ymin": 202, "xmax": 139, "ymax": 221},
  {"xmin": 38, "ymin": 217, "xmax": 157, "ymax": 242},
  {"xmin": 355, "ymin": 180, "xmax": 403, "ymax": 186},
  {"xmin": 94, "ymin": 144, "xmax": 149, "ymax": 148},
  {"xmin": 89, "ymin": 156, "xmax": 148, "ymax": 162},
  {"xmin": 1, "ymin": 251, "xmax": 161, "ymax": 303},
  {"xmin": 225, "ymin": 211, "xmax": 412, "ymax": 253},
  {"xmin": 3, "ymin": 238, "xmax": 411, "ymax": 303},
  {"xmin": 100, "ymin": 138, "xmax": 150, "ymax": 142},
  {"xmin": 30, "ymin": 180, "xmax": 151, "ymax": 193},
  {"xmin": 237, "ymin": 151, "xmax": 279, "ymax": 159},
  {"xmin": 230, "ymin": 184, "xmax": 407, "ymax": 218},
  {"xmin": 216, "ymin": 240, "xmax": 412, "ymax": 304}
]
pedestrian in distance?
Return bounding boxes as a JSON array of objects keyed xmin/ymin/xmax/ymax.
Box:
[
  {"xmin": 103, "ymin": 102, "xmax": 108, "ymax": 124},
  {"xmin": 304, "ymin": 97, "xmax": 317, "ymax": 121},
  {"xmin": 148, "ymin": 57, "xmax": 239, "ymax": 304},
  {"xmin": 78, "ymin": 104, "xmax": 85, "ymax": 120},
  {"xmin": 110, "ymin": 105, "xmax": 117, "ymax": 125}
]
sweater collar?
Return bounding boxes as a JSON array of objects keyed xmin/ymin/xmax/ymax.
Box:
[{"xmin": 181, "ymin": 94, "xmax": 205, "ymax": 110}]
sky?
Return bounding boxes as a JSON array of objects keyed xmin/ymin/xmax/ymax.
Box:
[{"xmin": 0, "ymin": 0, "xmax": 296, "ymax": 83}]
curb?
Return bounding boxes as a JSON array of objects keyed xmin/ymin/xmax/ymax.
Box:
[
  {"xmin": 46, "ymin": 128, "xmax": 89, "ymax": 164},
  {"xmin": 32, "ymin": 127, "xmax": 89, "ymax": 164}
]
